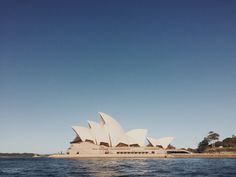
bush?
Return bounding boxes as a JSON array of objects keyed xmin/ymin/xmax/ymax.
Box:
[
  {"xmin": 197, "ymin": 138, "xmax": 209, "ymax": 153},
  {"xmin": 215, "ymin": 141, "xmax": 223, "ymax": 147},
  {"xmin": 222, "ymin": 137, "xmax": 236, "ymax": 147}
]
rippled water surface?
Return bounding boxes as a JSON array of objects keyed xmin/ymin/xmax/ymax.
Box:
[{"xmin": 0, "ymin": 158, "xmax": 236, "ymax": 176}]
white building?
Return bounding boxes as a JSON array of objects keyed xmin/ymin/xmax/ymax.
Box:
[{"xmin": 65, "ymin": 112, "xmax": 177, "ymax": 157}]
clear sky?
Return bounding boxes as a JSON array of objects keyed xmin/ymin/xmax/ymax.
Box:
[{"xmin": 1, "ymin": 0, "xmax": 236, "ymax": 154}]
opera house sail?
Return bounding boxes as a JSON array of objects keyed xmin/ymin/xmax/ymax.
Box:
[{"xmin": 62, "ymin": 112, "xmax": 178, "ymax": 158}]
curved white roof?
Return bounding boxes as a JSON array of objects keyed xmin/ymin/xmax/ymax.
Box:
[
  {"xmin": 147, "ymin": 137, "xmax": 173, "ymax": 149},
  {"xmin": 99, "ymin": 112, "xmax": 124, "ymax": 146},
  {"xmin": 87, "ymin": 120, "xmax": 110, "ymax": 145},
  {"xmin": 116, "ymin": 133, "xmax": 137, "ymax": 146},
  {"xmin": 71, "ymin": 112, "xmax": 174, "ymax": 148},
  {"xmin": 72, "ymin": 126, "xmax": 95, "ymax": 143},
  {"xmin": 126, "ymin": 129, "xmax": 148, "ymax": 146}
]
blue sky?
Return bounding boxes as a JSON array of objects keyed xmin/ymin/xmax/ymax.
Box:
[{"xmin": 0, "ymin": 0, "xmax": 236, "ymax": 153}]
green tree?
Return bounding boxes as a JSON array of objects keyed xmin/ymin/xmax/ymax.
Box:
[
  {"xmin": 197, "ymin": 138, "xmax": 209, "ymax": 153},
  {"xmin": 206, "ymin": 131, "xmax": 220, "ymax": 147},
  {"xmin": 222, "ymin": 137, "xmax": 236, "ymax": 147},
  {"xmin": 215, "ymin": 141, "xmax": 222, "ymax": 147}
]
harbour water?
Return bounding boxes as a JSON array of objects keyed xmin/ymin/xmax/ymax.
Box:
[{"xmin": 0, "ymin": 157, "xmax": 236, "ymax": 176}]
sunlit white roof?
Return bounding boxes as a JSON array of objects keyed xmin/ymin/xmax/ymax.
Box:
[
  {"xmin": 126, "ymin": 129, "xmax": 148, "ymax": 146},
  {"xmin": 71, "ymin": 112, "xmax": 174, "ymax": 148},
  {"xmin": 72, "ymin": 126, "xmax": 95, "ymax": 143},
  {"xmin": 87, "ymin": 120, "xmax": 110, "ymax": 145},
  {"xmin": 99, "ymin": 112, "xmax": 124, "ymax": 146},
  {"xmin": 116, "ymin": 133, "xmax": 137, "ymax": 146},
  {"xmin": 147, "ymin": 136, "xmax": 174, "ymax": 149}
]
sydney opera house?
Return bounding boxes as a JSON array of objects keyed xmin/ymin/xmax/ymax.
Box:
[{"xmin": 64, "ymin": 112, "xmax": 177, "ymax": 157}]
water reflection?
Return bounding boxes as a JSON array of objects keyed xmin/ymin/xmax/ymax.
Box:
[
  {"xmin": 0, "ymin": 158, "xmax": 236, "ymax": 176},
  {"xmin": 67, "ymin": 158, "xmax": 182, "ymax": 176},
  {"xmin": 68, "ymin": 158, "xmax": 150, "ymax": 176},
  {"xmin": 65, "ymin": 158, "xmax": 236, "ymax": 177}
]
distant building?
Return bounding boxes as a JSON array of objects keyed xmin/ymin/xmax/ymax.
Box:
[{"xmin": 66, "ymin": 112, "xmax": 176, "ymax": 157}]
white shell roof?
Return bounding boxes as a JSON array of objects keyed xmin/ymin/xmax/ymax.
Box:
[
  {"xmin": 72, "ymin": 112, "xmax": 174, "ymax": 148},
  {"xmin": 147, "ymin": 136, "xmax": 174, "ymax": 149},
  {"xmin": 126, "ymin": 129, "xmax": 148, "ymax": 146},
  {"xmin": 72, "ymin": 126, "xmax": 95, "ymax": 142},
  {"xmin": 87, "ymin": 120, "xmax": 110, "ymax": 145},
  {"xmin": 99, "ymin": 112, "xmax": 124, "ymax": 147},
  {"xmin": 116, "ymin": 133, "xmax": 137, "ymax": 146}
]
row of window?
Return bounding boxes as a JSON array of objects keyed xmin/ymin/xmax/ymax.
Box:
[
  {"xmin": 117, "ymin": 151, "xmax": 155, "ymax": 154},
  {"xmin": 67, "ymin": 151, "xmax": 156, "ymax": 155}
]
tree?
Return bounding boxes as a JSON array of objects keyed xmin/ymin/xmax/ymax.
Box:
[
  {"xmin": 222, "ymin": 137, "xmax": 236, "ymax": 147},
  {"xmin": 197, "ymin": 138, "xmax": 209, "ymax": 153},
  {"xmin": 206, "ymin": 131, "xmax": 219, "ymax": 148},
  {"xmin": 215, "ymin": 141, "xmax": 223, "ymax": 147}
]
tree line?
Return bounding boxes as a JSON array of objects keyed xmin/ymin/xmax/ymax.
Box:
[{"xmin": 197, "ymin": 131, "xmax": 236, "ymax": 153}]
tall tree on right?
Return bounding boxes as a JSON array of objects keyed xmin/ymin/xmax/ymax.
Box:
[{"xmin": 206, "ymin": 131, "xmax": 220, "ymax": 148}]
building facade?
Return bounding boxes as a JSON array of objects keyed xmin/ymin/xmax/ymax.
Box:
[{"xmin": 66, "ymin": 112, "xmax": 175, "ymax": 157}]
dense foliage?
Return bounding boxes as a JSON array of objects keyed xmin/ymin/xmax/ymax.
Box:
[
  {"xmin": 222, "ymin": 137, "xmax": 236, "ymax": 147},
  {"xmin": 197, "ymin": 131, "xmax": 236, "ymax": 153}
]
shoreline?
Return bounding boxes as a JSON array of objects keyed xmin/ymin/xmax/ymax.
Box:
[
  {"xmin": 49, "ymin": 153, "xmax": 236, "ymax": 159},
  {"xmin": 171, "ymin": 153, "xmax": 236, "ymax": 158}
]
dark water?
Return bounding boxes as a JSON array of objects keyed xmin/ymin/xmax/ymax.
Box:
[{"xmin": 0, "ymin": 158, "xmax": 236, "ymax": 177}]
